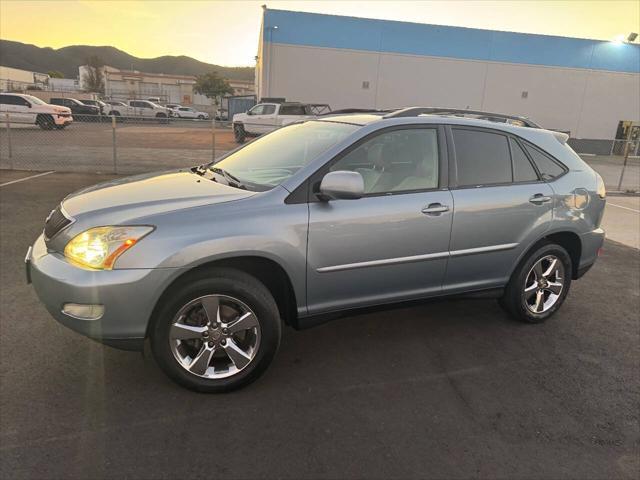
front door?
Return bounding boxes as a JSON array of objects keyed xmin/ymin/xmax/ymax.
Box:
[
  {"xmin": 306, "ymin": 126, "xmax": 453, "ymax": 314},
  {"xmin": 249, "ymin": 104, "xmax": 276, "ymax": 134}
]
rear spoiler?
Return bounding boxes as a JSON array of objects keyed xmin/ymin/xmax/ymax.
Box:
[{"xmin": 550, "ymin": 130, "xmax": 569, "ymax": 145}]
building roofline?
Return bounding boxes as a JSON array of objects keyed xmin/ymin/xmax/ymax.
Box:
[{"xmin": 262, "ymin": 9, "xmax": 640, "ymax": 74}]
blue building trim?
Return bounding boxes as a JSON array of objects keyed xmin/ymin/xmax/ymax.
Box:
[{"xmin": 263, "ymin": 9, "xmax": 640, "ymax": 74}]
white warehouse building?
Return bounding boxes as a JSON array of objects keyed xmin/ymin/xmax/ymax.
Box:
[{"xmin": 255, "ymin": 9, "xmax": 640, "ymax": 141}]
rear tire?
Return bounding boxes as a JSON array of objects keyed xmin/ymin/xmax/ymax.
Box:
[
  {"xmin": 36, "ymin": 114, "xmax": 55, "ymax": 130},
  {"xmin": 150, "ymin": 268, "xmax": 282, "ymax": 392},
  {"xmin": 500, "ymin": 242, "xmax": 572, "ymax": 323},
  {"xmin": 234, "ymin": 123, "xmax": 246, "ymax": 143}
]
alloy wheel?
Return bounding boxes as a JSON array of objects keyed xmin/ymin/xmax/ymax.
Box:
[
  {"xmin": 169, "ymin": 295, "xmax": 261, "ymax": 379},
  {"xmin": 523, "ymin": 255, "xmax": 565, "ymax": 314}
]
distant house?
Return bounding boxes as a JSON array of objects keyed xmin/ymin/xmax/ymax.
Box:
[
  {"xmin": 0, "ymin": 65, "xmax": 49, "ymax": 91},
  {"xmin": 79, "ymin": 65, "xmax": 255, "ymax": 106}
]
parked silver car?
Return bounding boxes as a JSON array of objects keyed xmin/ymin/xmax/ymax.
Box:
[{"xmin": 26, "ymin": 107, "xmax": 606, "ymax": 392}]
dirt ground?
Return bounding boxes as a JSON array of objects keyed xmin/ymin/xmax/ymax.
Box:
[{"xmin": 0, "ymin": 121, "xmax": 238, "ymax": 150}]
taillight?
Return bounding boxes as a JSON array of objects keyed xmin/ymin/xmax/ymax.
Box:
[{"xmin": 596, "ymin": 174, "xmax": 606, "ymax": 199}]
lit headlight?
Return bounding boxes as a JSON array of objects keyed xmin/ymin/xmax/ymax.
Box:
[{"xmin": 64, "ymin": 226, "xmax": 153, "ymax": 270}]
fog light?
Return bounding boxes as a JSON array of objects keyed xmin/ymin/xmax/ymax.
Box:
[{"xmin": 62, "ymin": 303, "xmax": 104, "ymax": 320}]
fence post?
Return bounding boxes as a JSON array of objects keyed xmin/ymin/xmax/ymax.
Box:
[
  {"xmin": 5, "ymin": 113, "xmax": 13, "ymax": 169},
  {"xmin": 111, "ymin": 115, "xmax": 118, "ymax": 174},
  {"xmin": 616, "ymin": 138, "xmax": 631, "ymax": 191},
  {"xmin": 211, "ymin": 117, "xmax": 216, "ymax": 163}
]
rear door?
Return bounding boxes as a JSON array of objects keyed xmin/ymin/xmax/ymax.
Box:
[
  {"xmin": 443, "ymin": 127, "xmax": 555, "ymax": 293},
  {"xmin": 0, "ymin": 95, "xmax": 22, "ymax": 123},
  {"xmin": 306, "ymin": 125, "xmax": 453, "ymax": 314}
]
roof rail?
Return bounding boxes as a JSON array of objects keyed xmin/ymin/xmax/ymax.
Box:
[
  {"xmin": 384, "ymin": 107, "xmax": 541, "ymax": 128},
  {"xmin": 321, "ymin": 108, "xmax": 391, "ymax": 116}
]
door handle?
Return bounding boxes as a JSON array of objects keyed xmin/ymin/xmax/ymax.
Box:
[
  {"xmin": 529, "ymin": 194, "xmax": 552, "ymax": 205},
  {"xmin": 421, "ymin": 203, "xmax": 450, "ymax": 215}
]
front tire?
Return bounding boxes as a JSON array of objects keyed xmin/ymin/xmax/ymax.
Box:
[
  {"xmin": 150, "ymin": 268, "xmax": 282, "ymax": 392},
  {"xmin": 500, "ymin": 242, "xmax": 572, "ymax": 323},
  {"xmin": 36, "ymin": 114, "xmax": 55, "ymax": 130},
  {"xmin": 234, "ymin": 123, "xmax": 246, "ymax": 143}
]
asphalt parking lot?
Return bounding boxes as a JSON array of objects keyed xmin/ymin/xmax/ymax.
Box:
[{"xmin": 1, "ymin": 171, "xmax": 639, "ymax": 479}]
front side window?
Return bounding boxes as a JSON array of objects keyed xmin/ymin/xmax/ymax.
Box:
[
  {"xmin": 524, "ymin": 144, "xmax": 566, "ymax": 180},
  {"xmin": 249, "ymin": 105, "xmax": 264, "ymax": 115},
  {"xmin": 330, "ymin": 128, "xmax": 439, "ymax": 194},
  {"xmin": 262, "ymin": 105, "xmax": 276, "ymax": 115},
  {"xmin": 453, "ymin": 129, "xmax": 511, "ymax": 187},
  {"xmin": 23, "ymin": 95, "xmax": 45, "ymax": 106},
  {"xmin": 211, "ymin": 120, "xmax": 358, "ymax": 191}
]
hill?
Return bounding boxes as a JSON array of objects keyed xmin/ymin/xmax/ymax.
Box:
[{"xmin": 0, "ymin": 40, "xmax": 254, "ymax": 81}]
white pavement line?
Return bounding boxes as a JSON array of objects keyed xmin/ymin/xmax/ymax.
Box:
[
  {"xmin": 0, "ymin": 171, "xmax": 55, "ymax": 187},
  {"xmin": 608, "ymin": 202, "xmax": 640, "ymax": 214}
]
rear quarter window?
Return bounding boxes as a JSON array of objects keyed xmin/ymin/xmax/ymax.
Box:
[{"xmin": 523, "ymin": 144, "xmax": 566, "ymax": 180}]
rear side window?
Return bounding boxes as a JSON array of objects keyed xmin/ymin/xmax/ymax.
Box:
[
  {"xmin": 280, "ymin": 105, "xmax": 307, "ymax": 115},
  {"xmin": 453, "ymin": 129, "xmax": 511, "ymax": 186},
  {"xmin": 510, "ymin": 139, "xmax": 539, "ymax": 182},
  {"xmin": 524, "ymin": 144, "xmax": 566, "ymax": 180},
  {"xmin": 0, "ymin": 95, "xmax": 20, "ymax": 105}
]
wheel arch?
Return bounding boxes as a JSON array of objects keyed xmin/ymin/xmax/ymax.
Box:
[
  {"xmin": 510, "ymin": 230, "xmax": 582, "ymax": 281},
  {"xmin": 146, "ymin": 255, "xmax": 299, "ymax": 339}
]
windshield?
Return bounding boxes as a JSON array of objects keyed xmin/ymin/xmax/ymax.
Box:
[
  {"xmin": 210, "ymin": 121, "xmax": 358, "ymax": 191},
  {"xmin": 24, "ymin": 95, "xmax": 46, "ymax": 105}
]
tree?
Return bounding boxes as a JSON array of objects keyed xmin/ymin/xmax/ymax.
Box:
[
  {"xmin": 47, "ymin": 70, "xmax": 64, "ymax": 79},
  {"xmin": 194, "ymin": 71, "xmax": 233, "ymax": 106},
  {"xmin": 82, "ymin": 55, "xmax": 105, "ymax": 93}
]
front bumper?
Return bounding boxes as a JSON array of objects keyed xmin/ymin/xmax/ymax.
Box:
[
  {"xmin": 54, "ymin": 114, "xmax": 73, "ymax": 126},
  {"xmin": 27, "ymin": 234, "xmax": 179, "ymax": 351}
]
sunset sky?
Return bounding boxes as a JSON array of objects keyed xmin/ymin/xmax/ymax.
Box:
[{"xmin": 1, "ymin": 0, "xmax": 639, "ymax": 67}]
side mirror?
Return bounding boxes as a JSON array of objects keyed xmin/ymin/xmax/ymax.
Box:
[
  {"xmin": 319, "ymin": 171, "xmax": 364, "ymax": 201},
  {"xmin": 247, "ymin": 110, "xmax": 253, "ymax": 115}
]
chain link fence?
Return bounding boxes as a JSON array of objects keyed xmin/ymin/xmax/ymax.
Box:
[
  {"xmin": 570, "ymin": 138, "xmax": 639, "ymax": 193},
  {"xmin": 1, "ymin": 115, "xmax": 639, "ymax": 193},
  {"xmin": 0, "ymin": 114, "xmax": 235, "ymax": 174}
]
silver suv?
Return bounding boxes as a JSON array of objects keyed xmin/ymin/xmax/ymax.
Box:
[{"xmin": 27, "ymin": 107, "xmax": 606, "ymax": 392}]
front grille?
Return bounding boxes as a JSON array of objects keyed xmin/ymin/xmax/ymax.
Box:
[{"xmin": 44, "ymin": 205, "xmax": 71, "ymax": 239}]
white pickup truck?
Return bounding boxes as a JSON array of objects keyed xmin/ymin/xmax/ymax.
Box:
[
  {"xmin": 105, "ymin": 100, "xmax": 171, "ymax": 120},
  {"xmin": 232, "ymin": 102, "xmax": 322, "ymax": 143}
]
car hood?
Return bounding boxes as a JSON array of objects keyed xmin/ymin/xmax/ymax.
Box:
[
  {"xmin": 47, "ymin": 105, "xmax": 71, "ymax": 114},
  {"xmin": 62, "ymin": 170, "xmax": 256, "ymax": 223}
]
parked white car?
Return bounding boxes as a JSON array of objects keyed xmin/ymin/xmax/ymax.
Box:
[
  {"xmin": 173, "ymin": 107, "xmax": 209, "ymax": 120},
  {"xmin": 0, "ymin": 93, "xmax": 72, "ymax": 130},
  {"xmin": 106, "ymin": 100, "xmax": 171, "ymax": 119},
  {"xmin": 232, "ymin": 102, "xmax": 315, "ymax": 143}
]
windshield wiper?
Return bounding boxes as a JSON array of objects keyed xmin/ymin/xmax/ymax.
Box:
[{"xmin": 209, "ymin": 167, "xmax": 247, "ymax": 190}]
